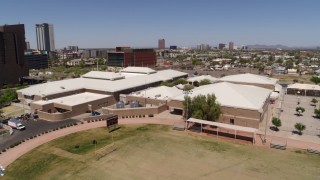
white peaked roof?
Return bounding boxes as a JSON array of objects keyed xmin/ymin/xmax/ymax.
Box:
[
  {"xmin": 287, "ymin": 83, "xmax": 320, "ymax": 91},
  {"xmin": 121, "ymin": 66, "xmax": 156, "ymax": 74},
  {"xmin": 220, "ymin": 73, "xmax": 278, "ymax": 85},
  {"xmin": 18, "ymin": 69, "xmax": 187, "ymax": 96},
  {"xmin": 173, "ymin": 82, "xmax": 272, "ymax": 112},
  {"xmin": 155, "ymin": 69, "xmax": 188, "ymax": 81},
  {"xmin": 131, "ymin": 86, "xmax": 182, "ymax": 100},
  {"xmin": 187, "ymin": 75, "xmax": 219, "ymax": 83},
  {"xmin": 82, "ymin": 71, "xmax": 124, "ymax": 80},
  {"xmin": 33, "ymin": 92, "xmax": 110, "ymax": 106}
]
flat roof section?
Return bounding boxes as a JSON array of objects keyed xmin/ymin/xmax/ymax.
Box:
[
  {"xmin": 82, "ymin": 71, "xmax": 124, "ymax": 80},
  {"xmin": 33, "ymin": 92, "xmax": 110, "ymax": 107},
  {"xmin": 121, "ymin": 67, "xmax": 156, "ymax": 74}
]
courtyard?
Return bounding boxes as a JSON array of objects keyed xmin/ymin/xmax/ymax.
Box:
[{"xmin": 260, "ymin": 93, "xmax": 320, "ymax": 145}]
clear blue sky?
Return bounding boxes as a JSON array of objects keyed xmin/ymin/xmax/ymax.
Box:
[{"xmin": 1, "ymin": 0, "xmax": 319, "ymax": 49}]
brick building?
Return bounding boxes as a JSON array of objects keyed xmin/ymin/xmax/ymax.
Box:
[
  {"xmin": 0, "ymin": 24, "xmax": 28, "ymax": 87},
  {"xmin": 107, "ymin": 47, "xmax": 156, "ymax": 67}
]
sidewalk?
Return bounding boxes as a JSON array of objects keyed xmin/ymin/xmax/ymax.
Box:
[{"xmin": 0, "ymin": 118, "xmax": 177, "ymax": 167}]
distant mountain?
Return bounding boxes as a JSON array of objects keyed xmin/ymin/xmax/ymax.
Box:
[
  {"xmin": 247, "ymin": 44, "xmax": 290, "ymax": 49},
  {"xmin": 247, "ymin": 44, "xmax": 320, "ymax": 50}
]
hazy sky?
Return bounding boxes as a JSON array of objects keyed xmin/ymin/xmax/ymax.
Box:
[{"xmin": 1, "ymin": 0, "xmax": 319, "ymax": 49}]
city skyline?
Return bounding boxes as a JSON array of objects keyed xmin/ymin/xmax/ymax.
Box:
[{"xmin": 1, "ymin": 0, "xmax": 319, "ymax": 49}]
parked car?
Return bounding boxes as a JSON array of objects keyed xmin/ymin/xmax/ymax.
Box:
[{"xmin": 8, "ymin": 118, "xmax": 25, "ymax": 130}]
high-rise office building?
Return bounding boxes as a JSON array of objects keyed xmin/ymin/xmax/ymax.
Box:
[
  {"xmin": 0, "ymin": 24, "xmax": 29, "ymax": 87},
  {"xmin": 158, "ymin": 39, "xmax": 165, "ymax": 49},
  {"xmin": 229, "ymin": 42, "xmax": 234, "ymax": 50},
  {"xmin": 218, "ymin": 43, "xmax": 226, "ymax": 50},
  {"xmin": 36, "ymin": 23, "xmax": 55, "ymax": 51},
  {"xmin": 26, "ymin": 41, "xmax": 30, "ymax": 49}
]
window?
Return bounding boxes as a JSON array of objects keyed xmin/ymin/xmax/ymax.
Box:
[{"xmin": 230, "ymin": 118, "xmax": 235, "ymax": 125}]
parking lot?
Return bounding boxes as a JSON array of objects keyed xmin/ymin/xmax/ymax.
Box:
[{"xmin": 0, "ymin": 119, "xmax": 80, "ymax": 150}]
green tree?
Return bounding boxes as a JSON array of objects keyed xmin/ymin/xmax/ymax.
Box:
[
  {"xmin": 160, "ymin": 81, "xmax": 173, "ymax": 87},
  {"xmin": 199, "ymin": 79, "xmax": 211, "ymax": 86},
  {"xmin": 311, "ymin": 98, "xmax": 318, "ymax": 106},
  {"xmin": 295, "ymin": 107, "xmax": 305, "ymax": 116},
  {"xmin": 0, "ymin": 89, "xmax": 17, "ymax": 104},
  {"xmin": 271, "ymin": 117, "xmax": 282, "ymax": 131},
  {"xmin": 183, "ymin": 84, "xmax": 194, "ymax": 91},
  {"xmin": 173, "ymin": 78, "xmax": 188, "ymax": 85},
  {"xmin": 294, "ymin": 123, "xmax": 306, "ymax": 135},
  {"xmin": 314, "ymin": 109, "xmax": 320, "ymax": 118},
  {"xmin": 183, "ymin": 94, "xmax": 221, "ymax": 121},
  {"xmin": 310, "ymin": 76, "xmax": 320, "ymax": 84}
]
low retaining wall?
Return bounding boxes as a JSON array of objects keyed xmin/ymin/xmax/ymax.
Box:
[
  {"xmin": 82, "ymin": 114, "xmax": 110, "ymax": 122},
  {"xmin": 0, "ymin": 123, "xmax": 13, "ymax": 135},
  {"xmin": 103, "ymin": 104, "xmax": 167, "ymax": 118}
]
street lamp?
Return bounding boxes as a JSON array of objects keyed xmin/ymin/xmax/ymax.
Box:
[
  {"xmin": 183, "ymin": 90, "xmax": 192, "ymax": 121},
  {"xmin": 297, "ymin": 91, "xmax": 300, "ymax": 105}
]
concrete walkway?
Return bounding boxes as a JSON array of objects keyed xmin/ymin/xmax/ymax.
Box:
[
  {"xmin": 0, "ymin": 117, "xmax": 319, "ymax": 168},
  {"xmin": 0, "ymin": 118, "xmax": 176, "ymax": 167}
]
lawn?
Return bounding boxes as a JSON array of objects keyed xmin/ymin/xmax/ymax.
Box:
[
  {"xmin": 1, "ymin": 105, "xmax": 24, "ymax": 118},
  {"xmin": 3, "ymin": 124, "xmax": 320, "ymax": 179},
  {"xmin": 272, "ymin": 74, "xmax": 313, "ymax": 84}
]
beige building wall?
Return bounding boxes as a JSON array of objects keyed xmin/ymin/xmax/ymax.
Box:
[
  {"xmin": 167, "ymin": 99, "xmax": 265, "ymax": 128},
  {"xmin": 103, "ymin": 104, "xmax": 167, "ymax": 118},
  {"xmin": 125, "ymin": 95, "xmax": 167, "ymax": 106},
  {"xmin": 31, "ymin": 96, "xmax": 116, "ymax": 121}
]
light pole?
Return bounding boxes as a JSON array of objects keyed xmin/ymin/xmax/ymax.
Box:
[
  {"xmin": 297, "ymin": 91, "xmax": 300, "ymax": 105},
  {"xmin": 183, "ymin": 90, "xmax": 192, "ymax": 121},
  {"xmin": 263, "ymin": 99, "xmax": 270, "ymax": 144}
]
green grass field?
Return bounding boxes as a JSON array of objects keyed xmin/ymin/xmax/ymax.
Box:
[{"xmin": 3, "ymin": 124, "xmax": 320, "ymax": 179}]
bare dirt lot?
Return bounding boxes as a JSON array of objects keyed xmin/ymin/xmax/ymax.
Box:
[{"xmin": 3, "ymin": 124, "xmax": 320, "ymax": 180}]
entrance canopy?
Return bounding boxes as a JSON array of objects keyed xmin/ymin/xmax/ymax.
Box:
[{"xmin": 186, "ymin": 118, "xmax": 258, "ymax": 143}]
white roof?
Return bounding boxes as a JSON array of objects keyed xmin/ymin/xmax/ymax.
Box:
[
  {"xmin": 187, "ymin": 75, "xmax": 219, "ymax": 83},
  {"xmin": 187, "ymin": 118, "xmax": 258, "ymax": 133},
  {"xmin": 287, "ymin": 83, "xmax": 320, "ymax": 91},
  {"xmin": 155, "ymin": 69, "xmax": 188, "ymax": 81},
  {"xmin": 220, "ymin": 73, "xmax": 278, "ymax": 85},
  {"xmin": 121, "ymin": 67, "xmax": 156, "ymax": 74},
  {"xmin": 18, "ymin": 69, "xmax": 187, "ymax": 96},
  {"xmin": 32, "ymin": 92, "xmax": 110, "ymax": 106},
  {"xmin": 131, "ymin": 86, "xmax": 182, "ymax": 100},
  {"xmin": 173, "ymin": 82, "xmax": 272, "ymax": 112},
  {"xmin": 82, "ymin": 71, "xmax": 124, "ymax": 80}
]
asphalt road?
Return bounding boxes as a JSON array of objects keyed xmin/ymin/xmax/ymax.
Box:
[{"xmin": 0, "ymin": 119, "xmax": 80, "ymax": 150}]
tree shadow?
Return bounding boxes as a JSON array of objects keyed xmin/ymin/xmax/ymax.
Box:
[
  {"xmin": 294, "ymin": 113, "xmax": 303, "ymax": 117},
  {"xmin": 292, "ymin": 130, "xmax": 302, "ymax": 135},
  {"xmin": 270, "ymin": 126, "xmax": 279, "ymax": 131}
]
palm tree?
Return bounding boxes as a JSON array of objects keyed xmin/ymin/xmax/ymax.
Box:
[
  {"xmin": 295, "ymin": 123, "xmax": 306, "ymax": 135},
  {"xmin": 271, "ymin": 117, "xmax": 281, "ymax": 131}
]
